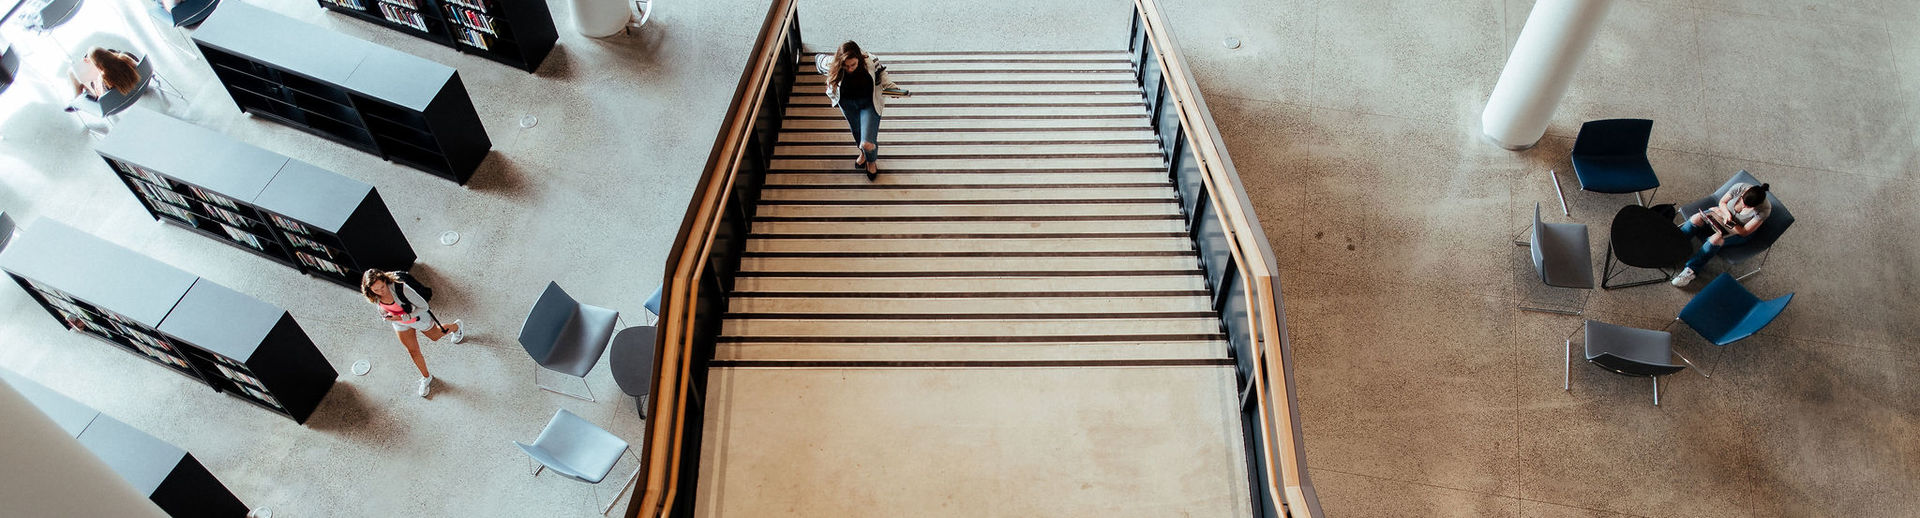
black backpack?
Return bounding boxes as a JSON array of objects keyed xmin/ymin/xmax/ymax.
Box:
[{"xmin": 393, "ymin": 270, "xmax": 433, "ymax": 303}]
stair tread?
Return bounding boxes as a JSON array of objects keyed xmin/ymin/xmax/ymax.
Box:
[{"xmin": 713, "ymin": 341, "xmax": 1228, "ymax": 362}]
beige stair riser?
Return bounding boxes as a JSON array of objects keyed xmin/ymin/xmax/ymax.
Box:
[
  {"xmin": 721, "ymin": 318, "xmax": 1223, "ymax": 337},
  {"xmin": 762, "ymin": 172, "xmax": 1172, "ymax": 186},
  {"xmin": 775, "ymin": 143, "xmax": 1160, "ymax": 156},
  {"xmin": 748, "ymin": 220, "xmax": 1188, "ymax": 235},
  {"xmin": 760, "ymin": 186, "xmax": 1175, "ymax": 201},
  {"xmin": 781, "ymin": 118, "xmax": 1149, "ymax": 130},
  {"xmin": 738, "ymin": 255, "xmax": 1198, "ymax": 273},
  {"xmin": 797, "ymin": 73, "xmax": 1138, "ymax": 84},
  {"xmin": 728, "ymin": 296, "xmax": 1215, "ymax": 314},
  {"xmin": 788, "ymin": 94, "xmax": 1142, "ymax": 106},
  {"xmin": 784, "ymin": 106, "xmax": 1145, "ymax": 119},
  {"xmin": 767, "ymin": 157, "xmax": 1166, "ymax": 170},
  {"xmin": 753, "ymin": 203, "xmax": 1182, "ymax": 218},
  {"xmin": 744, "ymin": 237, "xmax": 1194, "ymax": 253},
  {"xmin": 792, "ymin": 83, "xmax": 1140, "ymax": 94},
  {"xmin": 712, "ymin": 342, "xmax": 1228, "ymax": 361},
  {"xmin": 779, "ymin": 131, "xmax": 1155, "ymax": 144},
  {"xmin": 733, "ymin": 275, "xmax": 1208, "ymax": 293},
  {"xmin": 803, "ymin": 61, "xmax": 1134, "ymax": 72}
]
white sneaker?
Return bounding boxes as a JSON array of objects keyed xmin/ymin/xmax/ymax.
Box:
[
  {"xmin": 1670, "ymin": 268, "xmax": 1695, "ymax": 287},
  {"xmin": 417, "ymin": 375, "xmax": 433, "ymax": 398},
  {"xmin": 447, "ymin": 320, "xmax": 465, "ymax": 344}
]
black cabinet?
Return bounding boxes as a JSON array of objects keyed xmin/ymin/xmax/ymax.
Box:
[
  {"xmin": 97, "ymin": 109, "xmax": 417, "ymax": 288},
  {"xmin": 1, "ymin": 369, "xmax": 252, "ymax": 517},
  {"xmin": 318, "ymin": 0, "xmax": 556, "ymax": 72},
  {"xmin": 0, "ymin": 219, "xmax": 338, "ymax": 423},
  {"xmin": 192, "ymin": 2, "xmax": 492, "ymax": 183}
]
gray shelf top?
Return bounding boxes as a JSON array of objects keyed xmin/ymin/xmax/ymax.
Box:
[
  {"xmin": 74, "ymin": 415, "xmax": 187, "ymax": 495},
  {"xmin": 0, "ymin": 219, "xmax": 199, "ymax": 328},
  {"xmin": 193, "ymin": 1, "xmax": 371, "ymax": 82},
  {"xmin": 97, "ymin": 109, "xmax": 291, "ymax": 201},
  {"xmin": 195, "ymin": 0, "xmax": 455, "ymax": 110},
  {"xmin": 253, "ymin": 159, "xmax": 371, "ymax": 233},
  {"xmin": 0, "ymin": 367, "xmax": 101, "ymax": 437},
  {"xmin": 158, "ymin": 279, "xmax": 287, "ymax": 362},
  {"xmin": 346, "ymin": 48, "xmax": 453, "ymax": 111}
]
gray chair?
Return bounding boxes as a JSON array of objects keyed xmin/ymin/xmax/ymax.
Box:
[
  {"xmin": 1677, "ymin": 170, "xmax": 1793, "ymax": 280},
  {"xmin": 517, "ymin": 282, "xmax": 620, "ymax": 401},
  {"xmin": 1564, "ymin": 320, "xmax": 1695, "ymax": 405},
  {"xmin": 1514, "ymin": 203, "xmax": 1593, "ymax": 314},
  {"xmin": 608, "ymin": 326, "xmax": 655, "ymax": 418},
  {"xmin": 513, "ymin": 409, "xmax": 640, "ymax": 515}
]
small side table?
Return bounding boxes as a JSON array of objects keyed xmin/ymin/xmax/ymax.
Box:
[
  {"xmin": 1601, "ymin": 204, "xmax": 1693, "ymax": 289},
  {"xmin": 608, "ymin": 325, "xmax": 656, "ymax": 419}
]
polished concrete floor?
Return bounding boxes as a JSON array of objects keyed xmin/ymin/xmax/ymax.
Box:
[{"xmin": 0, "ymin": 0, "xmax": 1914, "ymax": 516}]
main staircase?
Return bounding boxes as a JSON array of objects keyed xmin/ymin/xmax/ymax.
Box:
[{"xmin": 688, "ymin": 51, "xmax": 1255, "ymax": 517}]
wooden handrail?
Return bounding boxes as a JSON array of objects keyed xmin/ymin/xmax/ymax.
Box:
[
  {"xmin": 1133, "ymin": 0, "xmax": 1321, "ymax": 516},
  {"xmin": 625, "ymin": 1, "xmax": 798, "ymax": 516}
]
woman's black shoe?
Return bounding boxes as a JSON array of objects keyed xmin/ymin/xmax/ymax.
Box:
[{"xmin": 866, "ymin": 171, "xmax": 877, "ymax": 181}]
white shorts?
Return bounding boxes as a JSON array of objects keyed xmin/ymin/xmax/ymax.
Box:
[{"xmin": 391, "ymin": 314, "xmax": 436, "ymax": 333}]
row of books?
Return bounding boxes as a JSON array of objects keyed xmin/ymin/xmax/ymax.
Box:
[
  {"xmin": 235, "ymin": 383, "xmax": 286, "ymax": 409},
  {"xmin": 379, "ymin": 0, "xmax": 421, "ymax": 10},
  {"xmin": 213, "ymin": 361, "xmax": 266, "ymax": 390},
  {"xmin": 151, "ymin": 203, "xmax": 199, "ymax": 225},
  {"xmin": 115, "ymin": 160, "xmax": 171, "ymax": 186},
  {"xmin": 441, "ymin": 0, "xmax": 488, "ymax": 13},
  {"xmin": 378, "ymin": 3, "xmax": 432, "ymax": 32},
  {"xmin": 133, "ymin": 179, "xmax": 192, "ymax": 208},
  {"xmin": 188, "ymin": 185, "xmax": 240, "ymax": 210},
  {"xmin": 443, "ymin": 5, "xmax": 496, "ymax": 33},
  {"xmin": 326, "ymin": 0, "xmax": 366, "ymax": 10},
  {"xmin": 269, "ymin": 213, "xmax": 310, "ymax": 235},
  {"xmin": 219, "ymin": 223, "xmax": 269, "ymax": 251},
  {"xmin": 284, "ymin": 233, "xmax": 338, "ymax": 259},
  {"xmin": 295, "ymin": 250, "xmax": 350, "ymax": 276},
  {"xmin": 206, "ymin": 204, "xmax": 257, "ymax": 229},
  {"xmin": 454, "ymin": 27, "xmax": 492, "ymax": 50}
]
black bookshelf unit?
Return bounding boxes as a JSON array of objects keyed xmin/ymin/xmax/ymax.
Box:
[
  {"xmin": 192, "ymin": 1, "xmax": 492, "ymax": 183},
  {"xmin": 2, "ymin": 369, "xmax": 253, "ymax": 517},
  {"xmin": 319, "ymin": 0, "xmax": 554, "ymax": 72},
  {"xmin": 0, "ymin": 219, "xmax": 339, "ymax": 424},
  {"xmin": 97, "ymin": 109, "xmax": 417, "ymax": 288}
]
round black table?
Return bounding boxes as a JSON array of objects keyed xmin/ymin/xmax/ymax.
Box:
[
  {"xmin": 1602, "ymin": 204, "xmax": 1693, "ymax": 289},
  {"xmin": 608, "ymin": 326, "xmax": 656, "ymax": 418}
]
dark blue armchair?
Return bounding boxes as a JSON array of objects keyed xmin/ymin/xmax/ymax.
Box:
[
  {"xmin": 1678, "ymin": 170, "xmax": 1794, "ymax": 279},
  {"xmin": 1571, "ymin": 119, "xmax": 1661, "ymax": 205},
  {"xmin": 1676, "ymin": 273, "xmax": 1793, "ymax": 346}
]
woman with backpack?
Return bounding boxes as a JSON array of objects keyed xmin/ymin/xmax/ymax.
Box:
[
  {"xmin": 816, "ymin": 41, "xmax": 908, "ymax": 180},
  {"xmin": 360, "ymin": 269, "xmax": 463, "ymax": 397}
]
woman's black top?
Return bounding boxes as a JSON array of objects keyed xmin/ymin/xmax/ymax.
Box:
[{"xmin": 841, "ymin": 66, "xmax": 873, "ymax": 103}]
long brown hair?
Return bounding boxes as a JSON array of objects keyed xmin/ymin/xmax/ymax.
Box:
[
  {"xmin": 360, "ymin": 269, "xmax": 401, "ymax": 305},
  {"xmin": 90, "ymin": 48, "xmax": 141, "ymax": 95},
  {"xmin": 825, "ymin": 41, "xmax": 865, "ymax": 90}
]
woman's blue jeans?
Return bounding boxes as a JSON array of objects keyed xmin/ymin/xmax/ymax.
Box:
[
  {"xmin": 1678, "ymin": 220, "xmax": 1749, "ymax": 269},
  {"xmin": 839, "ymin": 96, "xmax": 880, "ymax": 163}
]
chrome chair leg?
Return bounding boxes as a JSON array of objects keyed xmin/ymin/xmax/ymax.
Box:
[
  {"xmin": 1549, "ymin": 169, "xmax": 1570, "ymax": 216},
  {"xmin": 1652, "ymin": 376, "xmax": 1660, "ymax": 406},
  {"xmin": 1674, "ymin": 349, "xmax": 1709, "ymax": 378}
]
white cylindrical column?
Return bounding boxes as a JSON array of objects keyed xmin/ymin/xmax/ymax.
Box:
[
  {"xmin": 0, "ymin": 382, "xmax": 168, "ymax": 518},
  {"xmin": 1481, "ymin": 0, "xmax": 1614, "ymax": 150},
  {"xmin": 570, "ymin": 0, "xmax": 631, "ymax": 38}
]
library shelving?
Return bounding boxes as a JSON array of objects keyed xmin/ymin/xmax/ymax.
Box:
[
  {"xmin": 0, "ymin": 219, "xmax": 339, "ymax": 424},
  {"xmin": 2, "ymin": 368, "xmax": 253, "ymax": 517},
  {"xmin": 318, "ymin": 0, "xmax": 556, "ymax": 72},
  {"xmin": 192, "ymin": 1, "xmax": 492, "ymax": 183},
  {"xmin": 97, "ymin": 109, "xmax": 418, "ymax": 289}
]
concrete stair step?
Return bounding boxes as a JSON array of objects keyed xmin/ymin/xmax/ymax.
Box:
[
  {"xmin": 773, "ymin": 143, "xmax": 1161, "ymax": 157},
  {"xmin": 784, "ymin": 105, "xmax": 1146, "ymax": 119},
  {"xmin": 767, "ymin": 157, "xmax": 1166, "ymax": 171},
  {"xmin": 778, "ymin": 131, "xmax": 1155, "ymax": 144},
  {"xmin": 753, "ymin": 203, "xmax": 1181, "ymax": 218},
  {"xmin": 758, "ymin": 185, "xmax": 1175, "ymax": 202},
  {"xmin": 798, "ymin": 72, "xmax": 1137, "ymax": 84},
  {"xmin": 781, "ymin": 118, "xmax": 1149, "ymax": 131},
  {"xmin": 788, "ymin": 94, "xmax": 1142, "ymax": 107},
  {"xmin": 738, "ymin": 255, "xmax": 1198, "ymax": 273},
  {"xmin": 763, "ymin": 172, "xmax": 1172, "ymax": 186},
  {"xmin": 801, "ymin": 49, "xmax": 1130, "ymax": 59},
  {"xmin": 748, "ymin": 219, "xmax": 1188, "ymax": 235},
  {"xmin": 792, "ymin": 82, "xmax": 1140, "ymax": 94},
  {"xmin": 728, "ymin": 296, "xmax": 1215, "ymax": 314},
  {"xmin": 732, "ymin": 275, "xmax": 1207, "ymax": 293},
  {"xmin": 744, "ymin": 236, "xmax": 1193, "ymax": 253},
  {"xmin": 720, "ymin": 317, "xmax": 1225, "ymax": 339},
  {"xmin": 713, "ymin": 341, "xmax": 1228, "ymax": 361},
  {"xmin": 802, "ymin": 61, "xmax": 1133, "ymax": 72}
]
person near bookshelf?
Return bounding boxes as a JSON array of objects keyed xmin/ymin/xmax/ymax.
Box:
[
  {"xmin": 815, "ymin": 41, "xmax": 909, "ymax": 181},
  {"xmin": 65, "ymin": 47, "xmax": 142, "ymax": 110},
  {"xmin": 359, "ymin": 269, "xmax": 464, "ymax": 397}
]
